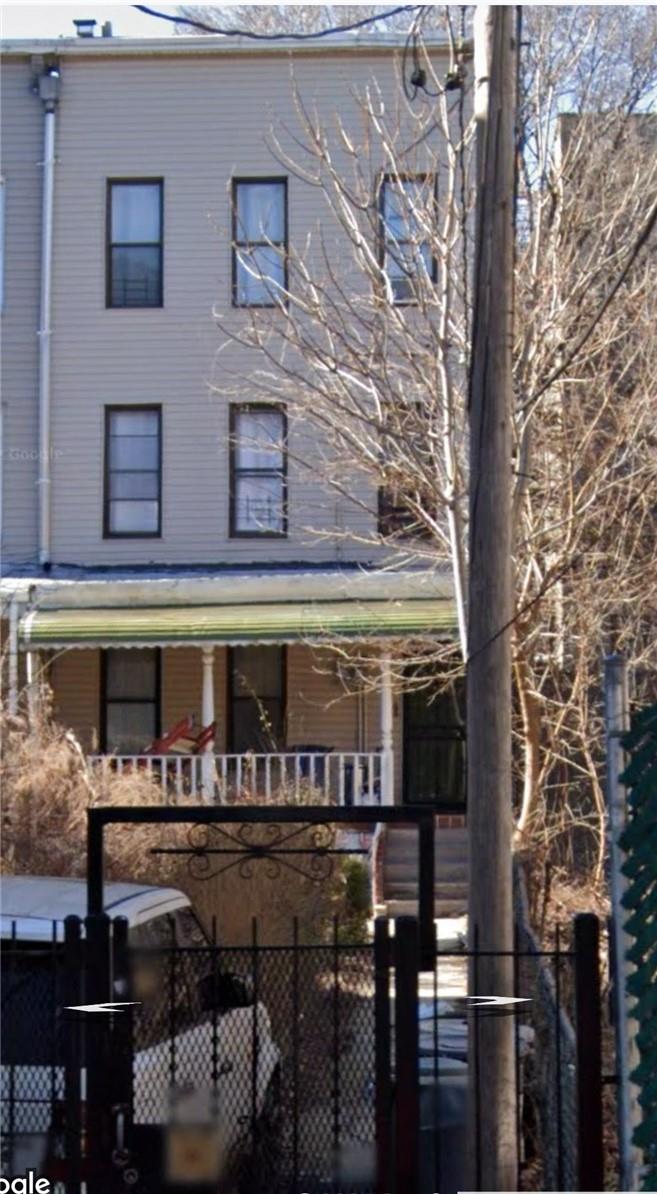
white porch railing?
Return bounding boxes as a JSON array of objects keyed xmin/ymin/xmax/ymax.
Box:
[{"xmin": 87, "ymin": 751, "xmax": 386, "ymax": 806}]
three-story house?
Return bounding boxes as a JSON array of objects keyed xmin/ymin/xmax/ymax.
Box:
[{"xmin": 0, "ymin": 25, "xmax": 465, "ymax": 827}]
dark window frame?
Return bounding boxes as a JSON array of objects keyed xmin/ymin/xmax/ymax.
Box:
[
  {"xmin": 229, "ymin": 403, "xmax": 288, "ymax": 539},
  {"xmin": 103, "ymin": 404, "xmax": 163, "ymax": 539},
  {"xmin": 377, "ymin": 401, "xmax": 432, "ymax": 538},
  {"xmin": 99, "ymin": 647, "xmax": 161, "ymax": 754},
  {"xmin": 226, "ymin": 644, "xmax": 287, "ymax": 753},
  {"xmin": 231, "ymin": 176, "xmax": 288, "ymax": 309},
  {"xmin": 378, "ymin": 172, "xmax": 438, "ymax": 306},
  {"xmin": 106, "ymin": 178, "xmax": 164, "ymax": 309}
]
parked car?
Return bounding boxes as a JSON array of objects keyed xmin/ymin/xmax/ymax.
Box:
[{"xmin": 0, "ymin": 876, "xmax": 281, "ymax": 1189}]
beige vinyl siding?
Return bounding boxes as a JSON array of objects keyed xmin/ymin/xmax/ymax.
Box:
[
  {"xmin": 0, "ymin": 61, "xmax": 42, "ymax": 565},
  {"xmin": 6, "ymin": 47, "xmax": 442, "ymax": 567},
  {"xmin": 50, "ymin": 647, "xmax": 100, "ymax": 752}
]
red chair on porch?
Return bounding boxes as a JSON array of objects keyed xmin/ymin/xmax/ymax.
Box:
[{"xmin": 143, "ymin": 715, "xmax": 216, "ymax": 756}]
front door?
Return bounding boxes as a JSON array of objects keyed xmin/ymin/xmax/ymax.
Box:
[{"xmin": 403, "ymin": 682, "xmax": 465, "ymax": 806}]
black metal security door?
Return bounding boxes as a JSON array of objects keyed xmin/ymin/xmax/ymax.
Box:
[{"xmin": 402, "ymin": 686, "xmax": 466, "ymax": 807}]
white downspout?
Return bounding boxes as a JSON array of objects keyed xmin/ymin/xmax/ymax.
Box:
[{"xmin": 36, "ymin": 67, "xmax": 60, "ymax": 569}]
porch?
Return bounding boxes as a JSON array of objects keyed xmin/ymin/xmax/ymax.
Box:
[{"xmin": 13, "ymin": 571, "xmax": 462, "ymax": 809}]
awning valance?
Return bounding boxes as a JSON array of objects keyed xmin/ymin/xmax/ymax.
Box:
[{"xmin": 20, "ymin": 599, "xmax": 456, "ymax": 649}]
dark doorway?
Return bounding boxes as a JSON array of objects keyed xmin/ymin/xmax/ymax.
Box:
[
  {"xmin": 403, "ymin": 682, "xmax": 465, "ymax": 806},
  {"xmin": 228, "ymin": 644, "xmax": 286, "ymax": 752}
]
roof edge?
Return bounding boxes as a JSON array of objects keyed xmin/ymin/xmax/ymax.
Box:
[{"xmin": 0, "ymin": 33, "xmax": 453, "ymax": 59}]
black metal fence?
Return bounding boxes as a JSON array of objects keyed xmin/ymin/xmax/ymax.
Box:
[{"xmin": 1, "ymin": 912, "xmax": 605, "ymax": 1194}]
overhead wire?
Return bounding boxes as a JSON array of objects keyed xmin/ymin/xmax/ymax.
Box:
[{"xmin": 133, "ymin": 4, "xmax": 422, "ymax": 40}]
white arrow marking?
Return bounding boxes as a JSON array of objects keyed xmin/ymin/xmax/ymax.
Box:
[
  {"xmin": 65, "ymin": 1001, "xmax": 141, "ymax": 1014},
  {"xmin": 467, "ymin": 996, "xmax": 531, "ymax": 1007}
]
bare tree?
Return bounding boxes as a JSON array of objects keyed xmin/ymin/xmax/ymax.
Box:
[{"xmin": 208, "ymin": 7, "xmax": 657, "ymax": 879}]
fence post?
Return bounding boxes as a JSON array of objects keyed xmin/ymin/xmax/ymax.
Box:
[
  {"xmin": 63, "ymin": 916, "xmax": 83, "ymax": 1194},
  {"xmin": 394, "ymin": 917, "xmax": 420, "ymax": 1194},
  {"xmin": 418, "ymin": 814, "xmax": 435, "ymax": 970},
  {"xmin": 374, "ymin": 918, "xmax": 393, "ymax": 1194},
  {"xmin": 110, "ymin": 917, "xmax": 133, "ymax": 1153},
  {"xmin": 575, "ymin": 913, "xmax": 604, "ymax": 1190},
  {"xmin": 84, "ymin": 913, "xmax": 112, "ymax": 1194}
]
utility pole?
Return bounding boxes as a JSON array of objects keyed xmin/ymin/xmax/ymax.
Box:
[{"xmin": 467, "ymin": 6, "xmax": 518, "ymax": 1188}]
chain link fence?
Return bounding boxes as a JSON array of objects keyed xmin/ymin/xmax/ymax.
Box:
[{"xmin": 515, "ymin": 867, "xmax": 578, "ymax": 1190}]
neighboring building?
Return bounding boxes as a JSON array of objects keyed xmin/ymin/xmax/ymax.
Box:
[{"xmin": 0, "ymin": 27, "xmax": 464, "ymax": 817}]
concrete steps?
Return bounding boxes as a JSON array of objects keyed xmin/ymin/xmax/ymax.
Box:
[{"xmin": 380, "ymin": 823, "xmax": 468, "ymax": 919}]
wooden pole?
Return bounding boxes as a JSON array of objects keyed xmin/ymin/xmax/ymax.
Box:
[{"xmin": 467, "ymin": 6, "xmax": 518, "ymax": 1187}]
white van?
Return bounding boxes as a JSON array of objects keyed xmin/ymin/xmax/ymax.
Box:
[{"xmin": 1, "ymin": 877, "xmax": 281, "ymax": 1188}]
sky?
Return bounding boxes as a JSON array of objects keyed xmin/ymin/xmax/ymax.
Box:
[{"xmin": 0, "ymin": 2, "xmax": 179, "ymax": 39}]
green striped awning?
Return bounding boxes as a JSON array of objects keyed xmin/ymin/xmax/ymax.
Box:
[{"xmin": 21, "ymin": 599, "xmax": 456, "ymax": 649}]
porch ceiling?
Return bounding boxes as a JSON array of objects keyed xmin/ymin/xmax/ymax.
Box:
[{"xmin": 20, "ymin": 599, "xmax": 456, "ymax": 649}]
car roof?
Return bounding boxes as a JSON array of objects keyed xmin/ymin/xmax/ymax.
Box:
[{"xmin": 0, "ymin": 875, "xmax": 190, "ymax": 941}]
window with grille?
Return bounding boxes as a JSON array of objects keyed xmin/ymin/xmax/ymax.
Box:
[
  {"xmin": 232, "ymin": 178, "xmax": 287, "ymax": 307},
  {"xmin": 102, "ymin": 648, "xmax": 160, "ymax": 754},
  {"xmin": 230, "ymin": 405, "xmax": 287, "ymax": 537},
  {"xmin": 107, "ymin": 180, "xmax": 163, "ymax": 308},
  {"xmin": 104, "ymin": 407, "xmax": 161, "ymax": 537},
  {"xmin": 380, "ymin": 175, "xmax": 436, "ymax": 304}
]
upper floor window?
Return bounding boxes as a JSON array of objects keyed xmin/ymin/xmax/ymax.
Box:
[
  {"xmin": 380, "ymin": 175, "xmax": 436, "ymax": 304},
  {"xmin": 107, "ymin": 180, "xmax": 163, "ymax": 308},
  {"xmin": 230, "ymin": 405, "xmax": 287, "ymax": 537},
  {"xmin": 104, "ymin": 407, "xmax": 161, "ymax": 537},
  {"xmin": 232, "ymin": 179, "xmax": 287, "ymax": 307},
  {"xmin": 378, "ymin": 402, "xmax": 433, "ymax": 538}
]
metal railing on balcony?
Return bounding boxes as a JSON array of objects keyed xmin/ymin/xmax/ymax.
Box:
[{"xmin": 87, "ymin": 750, "xmax": 386, "ymax": 806}]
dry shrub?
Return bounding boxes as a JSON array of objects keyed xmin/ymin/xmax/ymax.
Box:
[{"xmin": 0, "ymin": 688, "xmax": 180, "ymax": 882}]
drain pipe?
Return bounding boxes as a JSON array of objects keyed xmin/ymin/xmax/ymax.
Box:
[{"xmin": 36, "ymin": 65, "xmax": 60, "ymax": 569}]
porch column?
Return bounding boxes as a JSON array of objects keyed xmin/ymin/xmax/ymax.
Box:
[
  {"xmin": 26, "ymin": 649, "xmax": 40, "ymax": 726},
  {"xmin": 200, "ymin": 646, "xmax": 215, "ymax": 802},
  {"xmin": 8, "ymin": 599, "xmax": 19, "ymax": 714},
  {"xmin": 380, "ymin": 653, "xmax": 395, "ymax": 805}
]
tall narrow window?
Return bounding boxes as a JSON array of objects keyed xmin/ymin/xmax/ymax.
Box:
[
  {"xmin": 107, "ymin": 180, "xmax": 163, "ymax": 307},
  {"xmin": 378, "ymin": 402, "xmax": 433, "ymax": 537},
  {"xmin": 104, "ymin": 407, "xmax": 161, "ymax": 537},
  {"xmin": 232, "ymin": 178, "xmax": 287, "ymax": 307},
  {"xmin": 230, "ymin": 405, "xmax": 287, "ymax": 537},
  {"xmin": 102, "ymin": 648, "xmax": 160, "ymax": 753},
  {"xmin": 229, "ymin": 646, "xmax": 285, "ymax": 752},
  {"xmin": 380, "ymin": 175, "xmax": 436, "ymax": 304}
]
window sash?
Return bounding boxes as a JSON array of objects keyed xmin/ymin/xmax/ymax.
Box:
[
  {"xmin": 232, "ymin": 179, "xmax": 287, "ymax": 307},
  {"xmin": 107, "ymin": 181, "xmax": 163, "ymax": 308},
  {"xmin": 380, "ymin": 176, "xmax": 436, "ymax": 303},
  {"xmin": 230, "ymin": 406, "xmax": 287, "ymax": 537},
  {"xmin": 103, "ymin": 648, "xmax": 160, "ymax": 754},
  {"xmin": 105, "ymin": 407, "xmax": 161, "ymax": 537}
]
